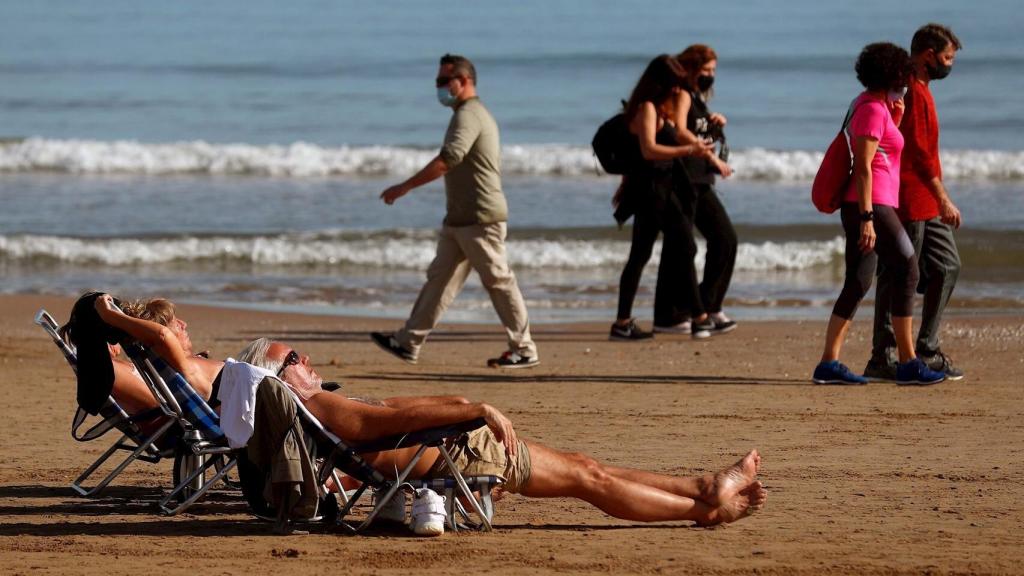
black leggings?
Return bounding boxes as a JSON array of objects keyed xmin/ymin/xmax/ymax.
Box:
[
  {"xmin": 693, "ymin": 184, "xmax": 737, "ymax": 314},
  {"xmin": 833, "ymin": 203, "xmax": 918, "ymax": 320},
  {"xmin": 617, "ymin": 193, "xmax": 702, "ymax": 325}
]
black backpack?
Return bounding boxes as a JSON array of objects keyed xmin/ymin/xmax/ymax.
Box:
[{"xmin": 591, "ymin": 113, "xmax": 640, "ymax": 175}]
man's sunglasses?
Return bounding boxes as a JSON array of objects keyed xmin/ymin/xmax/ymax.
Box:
[
  {"xmin": 277, "ymin": 349, "xmax": 300, "ymax": 376},
  {"xmin": 435, "ymin": 75, "xmax": 462, "ymax": 88}
]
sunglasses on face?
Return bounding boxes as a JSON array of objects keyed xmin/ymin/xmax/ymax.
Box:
[
  {"xmin": 277, "ymin": 349, "xmax": 300, "ymax": 376},
  {"xmin": 435, "ymin": 75, "xmax": 461, "ymax": 88}
]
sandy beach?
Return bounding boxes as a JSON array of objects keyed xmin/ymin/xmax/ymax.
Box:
[{"xmin": 1, "ymin": 293, "xmax": 1022, "ymax": 575}]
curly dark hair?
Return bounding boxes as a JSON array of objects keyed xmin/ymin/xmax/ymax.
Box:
[{"xmin": 855, "ymin": 42, "xmax": 913, "ymax": 92}]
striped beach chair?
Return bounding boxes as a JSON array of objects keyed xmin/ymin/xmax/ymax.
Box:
[
  {"xmin": 35, "ymin": 309, "xmax": 178, "ymax": 497},
  {"xmin": 120, "ymin": 342, "xmax": 237, "ymax": 515}
]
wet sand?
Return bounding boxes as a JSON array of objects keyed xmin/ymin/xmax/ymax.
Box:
[{"xmin": 2, "ymin": 294, "xmax": 1022, "ymax": 575}]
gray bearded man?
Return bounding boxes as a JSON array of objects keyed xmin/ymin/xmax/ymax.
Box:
[{"xmin": 237, "ymin": 337, "xmax": 768, "ymax": 526}]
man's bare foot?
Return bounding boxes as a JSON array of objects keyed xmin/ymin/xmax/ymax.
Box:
[
  {"xmin": 700, "ymin": 449, "xmax": 760, "ymax": 507},
  {"xmin": 696, "ymin": 481, "xmax": 767, "ymax": 527}
]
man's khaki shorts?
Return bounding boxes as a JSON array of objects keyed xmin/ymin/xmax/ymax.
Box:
[{"xmin": 427, "ymin": 426, "xmax": 531, "ymax": 493}]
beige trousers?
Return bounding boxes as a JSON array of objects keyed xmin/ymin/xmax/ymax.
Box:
[{"xmin": 395, "ymin": 222, "xmax": 537, "ymax": 359}]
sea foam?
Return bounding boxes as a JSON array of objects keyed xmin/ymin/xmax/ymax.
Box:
[
  {"xmin": 0, "ymin": 231, "xmax": 844, "ymax": 271},
  {"xmin": 1, "ymin": 138, "xmax": 1021, "ymax": 180}
]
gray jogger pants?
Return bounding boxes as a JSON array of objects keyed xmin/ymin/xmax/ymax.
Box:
[{"xmin": 871, "ymin": 217, "xmax": 961, "ymax": 362}]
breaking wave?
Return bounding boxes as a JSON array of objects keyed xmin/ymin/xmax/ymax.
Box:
[
  {"xmin": 0, "ymin": 230, "xmax": 845, "ymax": 271},
  {"xmin": 2, "ymin": 138, "xmax": 1022, "ymax": 180}
]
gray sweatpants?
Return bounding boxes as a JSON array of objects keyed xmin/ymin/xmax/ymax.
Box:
[{"xmin": 871, "ymin": 217, "xmax": 961, "ymax": 362}]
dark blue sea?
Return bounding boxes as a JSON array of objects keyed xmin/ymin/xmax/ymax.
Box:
[{"xmin": 2, "ymin": 0, "xmax": 1022, "ymax": 321}]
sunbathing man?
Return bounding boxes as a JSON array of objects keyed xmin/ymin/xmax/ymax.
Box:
[{"xmin": 237, "ymin": 337, "xmax": 767, "ymax": 526}]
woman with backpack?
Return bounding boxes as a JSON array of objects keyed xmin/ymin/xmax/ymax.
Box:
[
  {"xmin": 811, "ymin": 42, "xmax": 945, "ymax": 386},
  {"xmin": 671, "ymin": 45, "xmax": 739, "ymax": 335},
  {"xmin": 610, "ymin": 55, "xmax": 713, "ymax": 341}
]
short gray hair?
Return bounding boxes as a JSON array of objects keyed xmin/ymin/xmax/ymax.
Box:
[{"xmin": 237, "ymin": 337, "xmax": 281, "ymax": 373}]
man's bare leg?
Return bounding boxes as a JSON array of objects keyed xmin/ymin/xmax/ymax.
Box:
[
  {"xmin": 520, "ymin": 441, "xmax": 764, "ymax": 524},
  {"xmin": 602, "ymin": 449, "xmax": 760, "ymax": 506}
]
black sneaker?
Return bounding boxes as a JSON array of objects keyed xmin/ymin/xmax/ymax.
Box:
[
  {"xmin": 609, "ymin": 319, "xmax": 654, "ymax": 341},
  {"xmin": 710, "ymin": 318, "xmax": 737, "ymax": 334},
  {"xmin": 862, "ymin": 357, "xmax": 897, "ymax": 382},
  {"xmin": 487, "ymin": 351, "xmax": 539, "ymax": 369},
  {"xmin": 920, "ymin": 350, "xmax": 964, "ymax": 381},
  {"xmin": 691, "ymin": 319, "xmax": 714, "ymax": 339},
  {"xmin": 370, "ymin": 332, "xmax": 418, "ymax": 364}
]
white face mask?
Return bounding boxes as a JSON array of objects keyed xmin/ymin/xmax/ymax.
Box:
[
  {"xmin": 888, "ymin": 86, "xmax": 908, "ymax": 102},
  {"xmin": 437, "ymin": 86, "xmax": 458, "ymax": 107}
]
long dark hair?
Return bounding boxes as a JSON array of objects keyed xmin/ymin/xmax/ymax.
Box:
[{"xmin": 624, "ymin": 55, "xmax": 686, "ymax": 122}]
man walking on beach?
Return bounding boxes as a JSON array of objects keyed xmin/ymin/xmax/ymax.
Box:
[
  {"xmin": 866, "ymin": 23, "xmax": 964, "ymax": 381},
  {"xmin": 371, "ymin": 54, "xmax": 539, "ymax": 369}
]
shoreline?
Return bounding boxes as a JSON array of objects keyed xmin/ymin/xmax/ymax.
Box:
[
  {"xmin": 2, "ymin": 293, "xmax": 1023, "ymax": 574},
  {"xmin": 9, "ymin": 291, "xmax": 1024, "ymax": 327}
]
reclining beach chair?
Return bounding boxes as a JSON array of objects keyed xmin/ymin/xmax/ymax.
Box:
[
  {"xmin": 280, "ymin": 383, "xmax": 503, "ymax": 533},
  {"xmin": 119, "ymin": 341, "xmax": 237, "ymax": 515},
  {"xmin": 35, "ymin": 309, "xmax": 178, "ymax": 497}
]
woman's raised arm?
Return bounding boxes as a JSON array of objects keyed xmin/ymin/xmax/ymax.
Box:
[{"xmin": 93, "ymin": 294, "xmax": 200, "ymax": 386}]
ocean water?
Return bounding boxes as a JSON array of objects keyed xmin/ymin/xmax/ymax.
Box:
[{"xmin": 2, "ymin": 0, "xmax": 1022, "ymax": 322}]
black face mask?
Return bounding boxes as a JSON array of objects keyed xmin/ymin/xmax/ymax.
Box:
[
  {"xmin": 926, "ymin": 53, "xmax": 952, "ymax": 80},
  {"xmin": 696, "ymin": 75, "xmax": 715, "ymax": 92}
]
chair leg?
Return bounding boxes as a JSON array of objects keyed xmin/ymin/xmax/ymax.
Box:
[
  {"xmin": 212, "ymin": 455, "xmax": 240, "ymax": 489},
  {"xmin": 71, "ymin": 420, "xmax": 176, "ymax": 497},
  {"xmin": 444, "ymin": 488, "xmax": 457, "ymax": 532},
  {"xmin": 335, "ymin": 484, "xmax": 369, "ymax": 530},
  {"xmin": 437, "ymin": 446, "xmax": 493, "ymax": 531},
  {"xmin": 478, "ymin": 492, "xmax": 495, "ymax": 521},
  {"xmin": 331, "ymin": 470, "xmax": 349, "ymax": 505},
  {"xmin": 159, "ymin": 455, "xmax": 236, "ymax": 515}
]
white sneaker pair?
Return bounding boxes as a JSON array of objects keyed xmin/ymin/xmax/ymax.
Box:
[{"xmin": 372, "ymin": 487, "xmax": 446, "ymax": 536}]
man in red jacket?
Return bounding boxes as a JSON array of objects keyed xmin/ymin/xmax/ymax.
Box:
[{"xmin": 866, "ymin": 23, "xmax": 964, "ymax": 382}]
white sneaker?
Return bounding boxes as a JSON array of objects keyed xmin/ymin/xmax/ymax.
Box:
[
  {"xmin": 653, "ymin": 321, "xmax": 692, "ymax": 334},
  {"xmin": 410, "ymin": 488, "xmax": 446, "ymax": 536},
  {"xmin": 372, "ymin": 488, "xmax": 407, "ymax": 524}
]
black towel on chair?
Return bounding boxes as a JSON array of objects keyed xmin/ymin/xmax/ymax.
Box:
[{"xmin": 65, "ymin": 293, "xmax": 128, "ymax": 415}]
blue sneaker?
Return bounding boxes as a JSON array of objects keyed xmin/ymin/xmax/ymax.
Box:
[
  {"xmin": 896, "ymin": 358, "xmax": 946, "ymax": 386},
  {"xmin": 812, "ymin": 360, "xmax": 868, "ymax": 385}
]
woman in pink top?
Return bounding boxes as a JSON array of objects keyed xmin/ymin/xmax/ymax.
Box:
[{"xmin": 813, "ymin": 43, "xmax": 945, "ymax": 386}]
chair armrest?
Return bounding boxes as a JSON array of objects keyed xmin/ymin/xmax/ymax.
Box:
[{"xmin": 351, "ymin": 418, "xmax": 487, "ymax": 453}]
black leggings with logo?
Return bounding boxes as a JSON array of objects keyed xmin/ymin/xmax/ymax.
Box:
[{"xmin": 833, "ymin": 203, "xmax": 918, "ymax": 320}]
